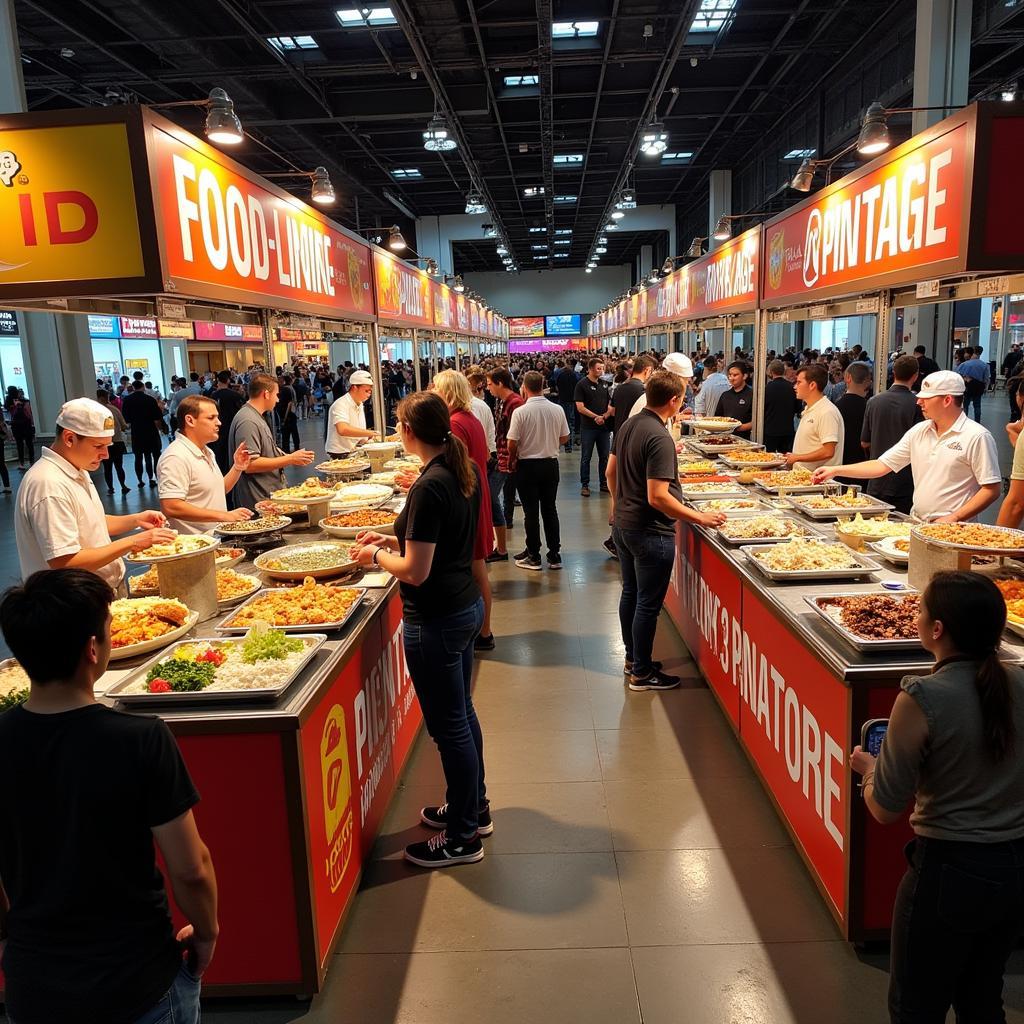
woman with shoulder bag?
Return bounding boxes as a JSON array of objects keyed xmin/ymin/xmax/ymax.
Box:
[
  {"xmin": 352, "ymin": 391, "xmax": 489, "ymax": 868},
  {"xmin": 851, "ymin": 572, "xmax": 1024, "ymax": 1023}
]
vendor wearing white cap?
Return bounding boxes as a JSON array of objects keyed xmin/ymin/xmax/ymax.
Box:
[
  {"xmin": 326, "ymin": 370, "xmax": 377, "ymax": 456},
  {"xmin": 627, "ymin": 352, "xmax": 694, "ymax": 418},
  {"xmin": 14, "ymin": 398, "xmax": 176, "ymax": 591},
  {"xmin": 157, "ymin": 394, "xmax": 254, "ymax": 533},
  {"xmin": 813, "ymin": 371, "xmax": 1001, "ymax": 522}
]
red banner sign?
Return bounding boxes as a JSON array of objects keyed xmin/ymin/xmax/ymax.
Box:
[
  {"xmin": 119, "ymin": 315, "xmax": 157, "ymax": 337},
  {"xmin": 509, "ymin": 316, "xmax": 545, "ymax": 338},
  {"xmin": 372, "ymin": 249, "xmax": 433, "ymax": 327},
  {"xmin": 193, "ymin": 321, "xmax": 265, "ymax": 342},
  {"xmin": 431, "ymin": 279, "xmax": 454, "ymax": 329},
  {"xmin": 763, "ymin": 121, "xmax": 968, "ymax": 305},
  {"xmin": 689, "ymin": 227, "xmax": 760, "ymax": 318},
  {"xmin": 151, "ymin": 124, "xmax": 374, "ymax": 321}
]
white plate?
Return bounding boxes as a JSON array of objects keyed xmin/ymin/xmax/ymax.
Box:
[
  {"xmin": 689, "ymin": 417, "xmax": 741, "ymax": 433},
  {"xmin": 215, "ymin": 548, "xmax": 247, "ymax": 570},
  {"xmin": 871, "ymin": 537, "xmax": 910, "ymax": 564},
  {"xmin": 108, "ymin": 611, "xmax": 200, "ymax": 661},
  {"xmin": 317, "ymin": 460, "xmax": 370, "ymax": 475},
  {"xmin": 332, "ymin": 482, "xmax": 394, "ymax": 506},
  {"xmin": 125, "ymin": 537, "xmax": 220, "ymax": 564},
  {"xmin": 217, "ymin": 574, "xmax": 263, "ymax": 607},
  {"xmin": 362, "ymin": 441, "xmax": 402, "ymax": 454}
]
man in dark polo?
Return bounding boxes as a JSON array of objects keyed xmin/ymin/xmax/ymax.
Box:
[{"xmin": 861, "ymin": 354, "xmax": 921, "ymax": 514}]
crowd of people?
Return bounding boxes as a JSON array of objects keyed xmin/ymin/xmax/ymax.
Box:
[{"xmin": 3, "ymin": 336, "xmax": 1024, "ymax": 1024}]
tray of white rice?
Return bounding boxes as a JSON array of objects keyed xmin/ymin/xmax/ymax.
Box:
[{"xmin": 107, "ymin": 626, "xmax": 326, "ymax": 705}]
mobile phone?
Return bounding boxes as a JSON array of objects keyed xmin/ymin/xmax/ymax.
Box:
[{"xmin": 861, "ymin": 718, "xmax": 889, "ymax": 758}]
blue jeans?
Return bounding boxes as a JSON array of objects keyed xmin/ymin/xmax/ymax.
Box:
[
  {"xmin": 966, "ymin": 390, "xmax": 983, "ymax": 422},
  {"xmin": 9, "ymin": 962, "xmax": 201, "ymax": 1024},
  {"xmin": 488, "ymin": 466, "xmax": 507, "ymax": 528},
  {"xmin": 612, "ymin": 527, "xmax": 676, "ymax": 677},
  {"xmin": 403, "ymin": 598, "xmax": 486, "ymax": 838},
  {"xmin": 559, "ymin": 400, "xmax": 577, "ymax": 445},
  {"xmin": 580, "ymin": 428, "xmax": 610, "ymax": 487}
]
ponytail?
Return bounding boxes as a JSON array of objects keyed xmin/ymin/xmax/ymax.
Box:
[
  {"xmin": 922, "ymin": 572, "xmax": 1016, "ymax": 762},
  {"xmin": 444, "ymin": 432, "xmax": 478, "ymax": 499}
]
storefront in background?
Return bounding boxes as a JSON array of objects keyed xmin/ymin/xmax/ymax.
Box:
[
  {"xmin": 191, "ymin": 322, "xmax": 266, "ymax": 375},
  {"xmin": 0, "ymin": 310, "xmax": 29, "ymax": 397},
  {"xmin": 88, "ymin": 315, "xmax": 167, "ymax": 395}
]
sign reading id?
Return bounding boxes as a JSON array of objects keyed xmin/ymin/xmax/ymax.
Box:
[{"xmin": 0, "ymin": 123, "xmax": 145, "ymax": 288}]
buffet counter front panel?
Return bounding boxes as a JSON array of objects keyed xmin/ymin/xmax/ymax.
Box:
[
  {"xmin": 157, "ymin": 585, "xmax": 421, "ymax": 996},
  {"xmin": 670, "ymin": 522, "xmax": 911, "ymax": 940}
]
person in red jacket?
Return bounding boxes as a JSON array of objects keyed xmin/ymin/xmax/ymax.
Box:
[{"xmin": 433, "ymin": 371, "xmax": 495, "ymax": 651}]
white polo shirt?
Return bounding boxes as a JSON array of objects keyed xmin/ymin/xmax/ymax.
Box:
[
  {"xmin": 792, "ymin": 397, "xmax": 845, "ymax": 472},
  {"xmin": 879, "ymin": 411, "xmax": 1000, "ymax": 520},
  {"xmin": 14, "ymin": 446, "xmax": 124, "ymax": 590},
  {"xmin": 507, "ymin": 396, "xmax": 570, "ymax": 460},
  {"xmin": 326, "ymin": 393, "xmax": 366, "ymax": 454},
  {"xmin": 157, "ymin": 434, "xmax": 227, "ymax": 533},
  {"xmin": 471, "ymin": 396, "xmax": 496, "ymax": 454}
]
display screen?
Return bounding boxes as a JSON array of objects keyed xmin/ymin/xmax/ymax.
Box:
[
  {"xmin": 508, "ymin": 316, "xmax": 545, "ymax": 338},
  {"xmin": 545, "ymin": 314, "xmax": 582, "ymax": 336},
  {"xmin": 862, "ymin": 720, "xmax": 888, "ymax": 758}
]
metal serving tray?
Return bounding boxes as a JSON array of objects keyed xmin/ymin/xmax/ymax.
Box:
[
  {"xmin": 680, "ymin": 483, "xmax": 749, "ymax": 500},
  {"xmin": 216, "ymin": 586, "xmax": 367, "ymax": 633},
  {"xmin": 752, "ymin": 476, "xmax": 827, "ymax": 495},
  {"xmin": 717, "ymin": 453, "xmax": 788, "ymax": 470},
  {"xmin": 107, "ymin": 634, "xmax": 327, "ymax": 706},
  {"xmin": 787, "ymin": 492, "xmax": 892, "ymax": 520},
  {"xmin": 803, "ymin": 594, "xmax": 923, "ymax": 652},
  {"xmin": 909, "ymin": 523, "xmax": 1024, "ymax": 557},
  {"xmin": 741, "ymin": 543, "xmax": 882, "ymax": 582},
  {"xmin": 685, "ymin": 436, "xmax": 762, "ymax": 455},
  {"xmin": 690, "ymin": 497, "xmax": 777, "ymax": 517},
  {"xmin": 716, "ymin": 517, "xmax": 819, "ymax": 546}
]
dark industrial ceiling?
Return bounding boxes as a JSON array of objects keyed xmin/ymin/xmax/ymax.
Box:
[{"xmin": 11, "ymin": 0, "xmax": 1024, "ymax": 276}]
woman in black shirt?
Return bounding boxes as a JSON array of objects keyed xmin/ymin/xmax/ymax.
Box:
[{"xmin": 354, "ymin": 392, "xmax": 488, "ymax": 868}]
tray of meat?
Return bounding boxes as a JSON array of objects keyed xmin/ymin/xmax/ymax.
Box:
[{"xmin": 803, "ymin": 592, "xmax": 923, "ymax": 651}]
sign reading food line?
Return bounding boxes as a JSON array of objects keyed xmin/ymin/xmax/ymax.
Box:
[{"xmin": 151, "ymin": 125, "xmax": 372, "ymax": 320}]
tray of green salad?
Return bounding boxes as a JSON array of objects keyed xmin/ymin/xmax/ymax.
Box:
[{"xmin": 107, "ymin": 625, "xmax": 326, "ymax": 706}]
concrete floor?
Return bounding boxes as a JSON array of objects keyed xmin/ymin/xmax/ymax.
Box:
[{"xmin": 2, "ymin": 402, "xmax": 1024, "ymax": 1023}]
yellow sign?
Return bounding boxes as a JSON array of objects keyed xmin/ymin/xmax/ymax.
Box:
[
  {"xmin": 0, "ymin": 123, "xmax": 144, "ymax": 286},
  {"xmin": 124, "ymin": 358, "xmax": 149, "ymax": 370},
  {"xmin": 320, "ymin": 704, "xmax": 354, "ymax": 893}
]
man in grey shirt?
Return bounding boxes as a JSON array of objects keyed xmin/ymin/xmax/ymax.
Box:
[
  {"xmin": 693, "ymin": 355, "xmax": 729, "ymax": 418},
  {"xmin": 228, "ymin": 373, "xmax": 313, "ymax": 507}
]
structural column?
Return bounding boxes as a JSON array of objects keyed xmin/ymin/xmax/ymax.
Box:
[
  {"xmin": 708, "ymin": 170, "xmax": 732, "ymax": 253},
  {"xmin": 907, "ymin": 0, "xmax": 973, "ymax": 363}
]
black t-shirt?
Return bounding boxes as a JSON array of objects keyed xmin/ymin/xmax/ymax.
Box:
[
  {"xmin": 574, "ymin": 377, "xmax": 610, "ymax": 428},
  {"xmin": 714, "ymin": 386, "xmax": 753, "ymax": 438},
  {"xmin": 0, "ymin": 703, "xmax": 199, "ymax": 1024},
  {"xmin": 121, "ymin": 391, "xmax": 163, "ymax": 445},
  {"xmin": 763, "ymin": 377, "xmax": 798, "ymax": 436},
  {"xmin": 835, "ymin": 392, "xmax": 868, "ymax": 465},
  {"xmin": 555, "ymin": 369, "xmax": 578, "ymax": 401},
  {"xmin": 613, "ymin": 409, "xmax": 682, "ymax": 535},
  {"xmin": 610, "ymin": 378, "xmax": 645, "ymax": 445},
  {"xmin": 332, "ymin": 377, "xmax": 347, "ymax": 402},
  {"xmin": 862, "ymin": 384, "xmax": 921, "ymax": 501},
  {"xmin": 913, "ymin": 355, "xmax": 940, "ymax": 391},
  {"xmin": 395, "ymin": 454, "xmax": 481, "ymax": 622},
  {"xmin": 276, "ymin": 385, "xmax": 296, "ymax": 419}
]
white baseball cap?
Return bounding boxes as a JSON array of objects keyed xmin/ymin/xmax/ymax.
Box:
[
  {"xmin": 920, "ymin": 370, "xmax": 966, "ymax": 397},
  {"xmin": 349, "ymin": 370, "xmax": 373, "ymax": 386},
  {"xmin": 56, "ymin": 398, "xmax": 115, "ymax": 438},
  {"xmin": 663, "ymin": 352, "xmax": 694, "ymax": 379}
]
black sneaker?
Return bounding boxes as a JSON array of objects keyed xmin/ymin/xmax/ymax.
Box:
[
  {"xmin": 624, "ymin": 659, "xmax": 663, "ymax": 675},
  {"xmin": 485, "ymin": 550, "xmax": 508, "ymax": 563},
  {"xmin": 580, "ymin": 485, "xmax": 591, "ymax": 497},
  {"xmin": 420, "ymin": 802, "xmax": 494, "ymax": 836},
  {"xmin": 515, "ymin": 553, "xmax": 542, "ymax": 571},
  {"xmin": 474, "ymin": 632, "xmax": 495, "ymax": 651},
  {"xmin": 404, "ymin": 830, "xmax": 485, "ymax": 868},
  {"xmin": 547, "ymin": 553, "xmax": 562, "ymax": 570},
  {"xmin": 513, "ymin": 549, "xmax": 530, "ymax": 562},
  {"xmin": 629, "ymin": 669, "xmax": 681, "ymax": 692},
  {"xmin": 602, "ymin": 537, "xmax": 617, "ymax": 558}
]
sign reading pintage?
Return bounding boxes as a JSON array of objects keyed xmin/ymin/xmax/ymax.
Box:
[{"xmin": 151, "ymin": 124, "xmax": 373, "ymax": 320}]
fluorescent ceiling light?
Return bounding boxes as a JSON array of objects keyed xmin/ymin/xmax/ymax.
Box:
[
  {"xmin": 552, "ymin": 20, "xmax": 599, "ymax": 38},
  {"xmin": 783, "ymin": 148, "xmax": 816, "ymax": 160},
  {"xmin": 530, "ymin": 244, "xmax": 549, "ymax": 250},
  {"xmin": 610, "ymin": 209, "xmax": 625, "ymax": 220},
  {"xmin": 532, "ymin": 255, "xmax": 548, "ymax": 261},
  {"xmin": 554, "ymin": 153, "xmax": 584, "ymax": 165},
  {"xmin": 523, "ymin": 186, "xmax": 545, "ymax": 197},
  {"xmin": 336, "ymin": 7, "xmax": 397, "ymax": 26},
  {"xmin": 553, "ymin": 253, "xmax": 569, "ymax": 258},
  {"xmin": 554, "ymin": 228, "xmax": 572, "ymax": 235},
  {"xmin": 660, "ymin": 151, "xmax": 693, "ymax": 164},
  {"xmin": 529, "ymin": 226, "xmax": 545, "ymax": 233},
  {"xmin": 390, "ymin": 168, "xmax": 422, "ymax": 179},
  {"xmin": 554, "ymin": 194, "xmax": 577, "ymax": 203},
  {"xmin": 690, "ymin": 0, "xmax": 736, "ymax": 34},
  {"xmin": 267, "ymin": 35, "xmax": 318, "ymax": 50},
  {"xmin": 504, "ymin": 74, "xmax": 539, "ymax": 87},
  {"xmin": 554, "ymin": 239, "xmax": 571, "ymax": 245},
  {"xmin": 595, "ymin": 245, "xmax": 607, "ymax": 253}
]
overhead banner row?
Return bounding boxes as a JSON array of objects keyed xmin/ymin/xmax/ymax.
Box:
[
  {"xmin": 591, "ymin": 102, "xmax": 1024, "ymax": 336},
  {"xmin": 0, "ymin": 106, "xmax": 507, "ymax": 340}
]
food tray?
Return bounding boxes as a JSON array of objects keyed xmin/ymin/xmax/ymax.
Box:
[
  {"xmin": 317, "ymin": 459, "xmax": 370, "ymax": 475},
  {"xmin": 108, "ymin": 611, "xmax": 201, "ymax": 661},
  {"xmin": 741, "ymin": 545, "xmax": 881, "ymax": 581},
  {"xmin": 716, "ymin": 518, "xmax": 818, "ymax": 546},
  {"xmin": 269, "ymin": 488, "xmax": 338, "ymax": 505},
  {"xmin": 752, "ymin": 477, "xmax": 827, "ymax": 495},
  {"xmin": 684, "ymin": 435, "xmax": 761, "ymax": 455},
  {"xmin": 787, "ymin": 492, "xmax": 892, "ymax": 520},
  {"xmin": 680, "ymin": 483, "xmax": 749, "ymax": 500},
  {"xmin": 909, "ymin": 523, "xmax": 1024, "ymax": 557},
  {"xmin": 803, "ymin": 594, "xmax": 923, "ymax": 652},
  {"xmin": 107, "ymin": 634, "xmax": 327, "ymax": 706},
  {"xmin": 254, "ymin": 541, "xmax": 358, "ymax": 581},
  {"xmin": 217, "ymin": 573, "xmax": 263, "ymax": 607},
  {"xmin": 212, "ymin": 516, "xmax": 292, "ymax": 536},
  {"xmin": 690, "ymin": 498, "xmax": 777, "ymax": 517},
  {"xmin": 331, "ymin": 483, "xmax": 395, "ymax": 510},
  {"xmin": 216, "ymin": 587, "xmax": 367, "ymax": 633},
  {"xmin": 688, "ymin": 417, "xmax": 741, "ymax": 433},
  {"xmin": 717, "ymin": 453, "xmax": 787, "ymax": 470},
  {"xmin": 124, "ymin": 537, "xmax": 220, "ymax": 564},
  {"xmin": 320, "ymin": 515, "xmax": 397, "ymax": 539}
]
